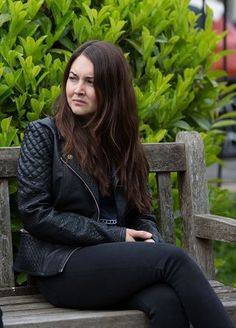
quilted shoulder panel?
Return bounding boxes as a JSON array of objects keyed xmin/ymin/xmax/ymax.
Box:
[{"xmin": 18, "ymin": 120, "xmax": 54, "ymax": 184}]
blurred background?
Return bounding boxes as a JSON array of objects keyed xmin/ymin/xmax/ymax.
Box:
[
  {"xmin": 189, "ymin": 0, "xmax": 236, "ymax": 285},
  {"xmin": 190, "ymin": 1, "xmax": 236, "ymax": 191}
]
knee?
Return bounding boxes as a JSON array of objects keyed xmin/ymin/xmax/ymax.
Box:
[
  {"xmin": 162, "ymin": 244, "xmax": 190, "ymax": 263},
  {"xmin": 158, "ymin": 244, "xmax": 197, "ymax": 274}
]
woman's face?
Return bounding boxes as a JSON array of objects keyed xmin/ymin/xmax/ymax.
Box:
[{"xmin": 66, "ymin": 54, "xmax": 97, "ymax": 116}]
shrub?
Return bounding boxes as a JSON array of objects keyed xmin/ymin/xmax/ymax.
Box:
[
  {"xmin": 1, "ymin": 0, "xmax": 235, "ymax": 285},
  {"xmin": 0, "ymin": 0, "xmax": 235, "ymax": 145}
]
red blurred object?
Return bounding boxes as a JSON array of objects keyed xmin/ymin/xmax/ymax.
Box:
[{"xmin": 213, "ymin": 18, "xmax": 236, "ymax": 77}]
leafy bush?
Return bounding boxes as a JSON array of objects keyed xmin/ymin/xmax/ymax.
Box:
[
  {"xmin": 0, "ymin": 0, "xmax": 235, "ymax": 144},
  {"xmin": 1, "ymin": 0, "xmax": 236, "ymax": 285}
]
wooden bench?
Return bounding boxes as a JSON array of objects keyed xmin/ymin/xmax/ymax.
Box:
[{"xmin": 0, "ymin": 131, "xmax": 236, "ymax": 327}]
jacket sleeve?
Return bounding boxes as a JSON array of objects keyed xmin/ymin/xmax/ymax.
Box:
[
  {"xmin": 17, "ymin": 121, "xmax": 126, "ymax": 246},
  {"xmin": 125, "ymin": 208, "xmax": 164, "ymax": 243}
]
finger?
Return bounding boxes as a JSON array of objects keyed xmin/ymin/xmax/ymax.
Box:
[
  {"xmin": 127, "ymin": 236, "xmax": 136, "ymax": 242},
  {"xmin": 144, "ymin": 238, "xmax": 155, "ymax": 243},
  {"xmin": 130, "ymin": 230, "xmax": 152, "ymax": 239},
  {"xmin": 125, "ymin": 230, "xmax": 137, "ymax": 242}
]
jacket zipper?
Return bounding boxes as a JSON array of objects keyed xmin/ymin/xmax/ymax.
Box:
[
  {"xmin": 58, "ymin": 247, "xmax": 79, "ymax": 273},
  {"xmin": 60, "ymin": 157, "xmax": 100, "ymax": 221}
]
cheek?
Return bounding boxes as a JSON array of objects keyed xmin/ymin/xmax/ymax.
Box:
[{"xmin": 65, "ymin": 82, "xmax": 73, "ymax": 99}]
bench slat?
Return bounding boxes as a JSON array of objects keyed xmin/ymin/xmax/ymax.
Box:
[
  {"xmin": 2, "ymin": 302, "xmax": 54, "ymax": 312},
  {"xmin": 176, "ymin": 132, "xmax": 214, "ymax": 278},
  {"xmin": 0, "ymin": 294, "xmax": 45, "ymax": 306},
  {"xmin": 0, "ymin": 144, "xmax": 187, "ymax": 177},
  {"xmin": 144, "ymin": 143, "xmax": 186, "ymax": 172},
  {"xmin": 156, "ymin": 172, "xmax": 175, "ymax": 243},
  {"xmin": 2, "ymin": 307, "xmax": 149, "ymax": 328},
  {"xmin": 0, "ymin": 147, "xmax": 20, "ymax": 178},
  {"xmin": 0, "ymin": 179, "xmax": 14, "ymax": 287},
  {"xmin": 194, "ymin": 214, "xmax": 236, "ymax": 243}
]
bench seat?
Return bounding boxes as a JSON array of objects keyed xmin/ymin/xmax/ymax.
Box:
[
  {"xmin": 1, "ymin": 281, "xmax": 236, "ymax": 327},
  {"xmin": 1, "ymin": 294, "xmax": 148, "ymax": 328}
]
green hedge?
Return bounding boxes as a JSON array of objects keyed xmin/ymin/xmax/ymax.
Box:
[
  {"xmin": 1, "ymin": 0, "xmax": 235, "ymax": 147},
  {"xmin": 1, "ymin": 0, "xmax": 236, "ymax": 285}
]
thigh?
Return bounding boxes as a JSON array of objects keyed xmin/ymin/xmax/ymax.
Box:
[
  {"xmin": 38, "ymin": 242, "xmax": 169, "ymax": 308},
  {"xmin": 38, "ymin": 242, "xmax": 235, "ymax": 327}
]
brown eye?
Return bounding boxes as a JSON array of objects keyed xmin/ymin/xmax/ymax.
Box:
[
  {"xmin": 69, "ymin": 75, "xmax": 77, "ymax": 81},
  {"xmin": 87, "ymin": 79, "xmax": 94, "ymax": 85}
]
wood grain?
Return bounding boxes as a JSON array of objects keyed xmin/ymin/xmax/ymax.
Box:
[
  {"xmin": 0, "ymin": 179, "xmax": 14, "ymax": 287},
  {"xmin": 176, "ymin": 131, "xmax": 214, "ymax": 278},
  {"xmin": 0, "ymin": 147, "xmax": 19, "ymax": 178}
]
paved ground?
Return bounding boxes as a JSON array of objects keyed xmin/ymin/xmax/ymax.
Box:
[{"xmin": 207, "ymin": 158, "xmax": 236, "ymax": 192}]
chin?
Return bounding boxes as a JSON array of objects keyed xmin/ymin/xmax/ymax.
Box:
[{"xmin": 71, "ymin": 108, "xmax": 88, "ymax": 116}]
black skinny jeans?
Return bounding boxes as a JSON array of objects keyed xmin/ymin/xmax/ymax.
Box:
[{"xmin": 38, "ymin": 242, "xmax": 234, "ymax": 328}]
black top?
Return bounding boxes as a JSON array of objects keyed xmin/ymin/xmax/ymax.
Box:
[{"xmin": 99, "ymin": 190, "xmax": 119, "ymax": 226}]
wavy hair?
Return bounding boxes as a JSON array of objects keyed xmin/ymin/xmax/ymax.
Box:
[{"xmin": 55, "ymin": 40, "xmax": 151, "ymax": 213}]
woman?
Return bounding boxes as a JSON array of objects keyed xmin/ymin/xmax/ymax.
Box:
[{"xmin": 14, "ymin": 40, "xmax": 234, "ymax": 327}]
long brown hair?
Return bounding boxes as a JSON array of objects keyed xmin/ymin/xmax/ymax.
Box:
[{"xmin": 55, "ymin": 40, "xmax": 151, "ymax": 213}]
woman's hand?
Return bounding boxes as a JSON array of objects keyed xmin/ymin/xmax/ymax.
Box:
[
  {"xmin": 125, "ymin": 228, "xmax": 154, "ymax": 242},
  {"xmin": 144, "ymin": 238, "xmax": 155, "ymax": 243}
]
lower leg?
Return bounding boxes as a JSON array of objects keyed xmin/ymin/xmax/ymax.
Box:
[
  {"xmin": 124, "ymin": 283, "xmax": 190, "ymax": 328},
  {"xmin": 155, "ymin": 244, "xmax": 234, "ymax": 328}
]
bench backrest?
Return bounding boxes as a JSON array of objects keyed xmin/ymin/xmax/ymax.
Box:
[{"xmin": 0, "ymin": 131, "xmax": 213, "ymax": 288}]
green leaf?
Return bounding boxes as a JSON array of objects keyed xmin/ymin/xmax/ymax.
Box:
[
  {"xmin": 4, "ymin": 69, "xmax": 21, "ymax": 88},
  {"xmin": 190, "ymin": 115, "xmax": 212, "ymax": 131},
  {"xmin": 174, "ymin": 120, "xmax": 191, "ymax": 130},
  {"xmin": 1, "ymin": 116, "xmax": 12, "ymax": 133},
  {"xmin": 211, "ymin": 120, "xmax": 236, "ymax": 129},
  {"xmin": 0, "ymin": 84, "xmax": 9, "ymax": 96},
  {"xmin": 218, "ymin": 111, "xmax": 236, "ymax": 120},
  {"xmin": 82, "ymin": 3, "xmax": 97, "ymax": 25},
  {"xmin": 25, "ymin": 0, "xmax": 44, "ymax": 19},
  {"xmin": 30, "ymin": 98, "xmax": 45, "ymax": 115},
  {"xmin": 0, "ymin": 13, "xmax": 11, "ymax": 27},
  {"xmin": 19, "ymin": 35, "xmax": 47, "ymax": 59},
  {"xmin": 97, "ymin": 5, "xmax": 112, "ymax": 25},
  {"xmin": 16, "ymin": 272, "xmax": 27, "ymax": 286},
  {"xmin": 153, "ymin": 129, "xmax": 168, "ymax": 142}
]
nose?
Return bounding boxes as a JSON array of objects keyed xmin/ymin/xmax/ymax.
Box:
[{"xmin": 75, "ymin": 80, "xmax": 85, "ymax": 95}]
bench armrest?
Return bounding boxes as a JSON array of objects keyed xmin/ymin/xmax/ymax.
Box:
[{"xmin": 194, "ymin": 214, "xmax": 236, "ymax": 243}]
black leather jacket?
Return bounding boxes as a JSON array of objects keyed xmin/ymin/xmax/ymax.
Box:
[{"xmin": 14, "ymin": 117, "xmax": 163, "ymax": 277}]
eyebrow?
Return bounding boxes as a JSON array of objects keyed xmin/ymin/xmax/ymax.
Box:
[
  {"xmin": 69, "ymin": 70, "xmax": 94, "ymax": 78},
  {"xmin": 69, "ymin": 71, "xmax": 77, "ymax": 76}
]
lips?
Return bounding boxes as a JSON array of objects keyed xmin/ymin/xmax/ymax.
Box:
[{"xmin": 72, "ymin": 99, "xmax": 87, "ymax": 106}]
